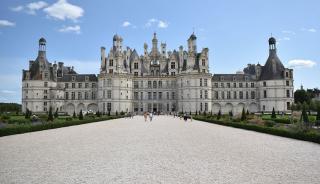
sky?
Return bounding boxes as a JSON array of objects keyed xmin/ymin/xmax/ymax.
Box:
[{"xmin": 0, "ymin": 0, "xmax": 319, "ymax": 103}]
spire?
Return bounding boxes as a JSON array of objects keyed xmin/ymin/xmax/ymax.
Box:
[
  {"xmin": 38, "ymin": 37, "xmax": 46, "ymax": 58},
  {"xmin": 152, "ymin": 32, "xmax": 158, "ymax": 53}
]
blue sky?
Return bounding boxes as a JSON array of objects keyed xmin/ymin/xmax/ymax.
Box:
[{"xmin": 0, "ymin": 0, "xmax": 319, "ymax": 103}]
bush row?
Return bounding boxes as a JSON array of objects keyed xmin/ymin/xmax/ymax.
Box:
[
  {"xmin": 194, "ymin": 116, "xmax": 320, "ymax": 144},
  {"xmin": 0, "ymin": 116, "xmax": 124, "ymax": 137}
]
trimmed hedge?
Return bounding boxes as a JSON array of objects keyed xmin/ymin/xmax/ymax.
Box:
[
  {"xmin": 0, "ymin": 116, "xmax": 124, "ymax": 137},
  {"xmin": 194, "ymin": 116, "xmax": 320, "ymax": 144}
]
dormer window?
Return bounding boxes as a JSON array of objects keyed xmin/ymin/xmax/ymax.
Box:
[
  {"xmin": 233, "ymin": 76, "xmax": 236, "ymax": 81},
  {"xmin": 202, "ymin": 59, "xmax": 206, "ymax": 66},
  {"xmin": 171, "ymin": 62, "xmax": 175, "ymax": 69},
  {"xmin": 85, "ymin": 76, "xmax": 89, "ymax": 81},
  {"xmin": 72, "ymin": 76, "xmax": 76, "ymax": 81},
  {"xmin": 109, "ymin": 59, "xmax": 113, "ymax": 66},
  {"xmin": 245, "ymin": 76, "xmax": 248, "ymax": 81},
  {"xmin": 220, "ymin": 76, "xmax": 224, "ymax": 81}
]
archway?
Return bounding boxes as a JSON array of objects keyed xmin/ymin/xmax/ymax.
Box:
[
  {"xmin": 87, "ymin": 103, "xmax": 98, "ymax": 113},
  {"xmin": 77, "ymin": 103, "xmax": 85, "ymax": 113},
  {"xmin": 66, "ymin": 103, "xmax": 75, "ymax": 116},
  {"xmin": 212, "ymin": 103, "xmax": 221, "ymax": 114}
]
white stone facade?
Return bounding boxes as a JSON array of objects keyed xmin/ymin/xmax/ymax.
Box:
[{"xmin": 22, "ymin": 34, "xmax": 294, "ymax": 115}]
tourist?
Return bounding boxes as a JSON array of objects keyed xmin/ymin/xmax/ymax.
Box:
[
  {"xmin": 183, "ymin": 113, "xmax": 188, "ymax": 122},
  {"xmin": 149, "ymin": 112, "xmax": 153, "ymax": 122},
  {"xmin": 144, "ymin": 112, "xmax": 148, "ymax": 122}
]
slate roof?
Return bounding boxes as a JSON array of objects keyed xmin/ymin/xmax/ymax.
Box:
[
  {"xmin": 260, "ymin": 50, "xmax": 285, "ymax": 80},
  {"xmin": 212, "ymin": 74, "xmax": 255, "ymax": 81},
  {"xmin": 58, "ymin": 74, "xmax": 98, "ymax": 82}
]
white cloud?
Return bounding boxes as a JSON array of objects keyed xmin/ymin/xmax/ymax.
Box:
[
  {"xmin": 0, "ymin": 20, "xmax": 16, "ymax": 27},
  {"xmin": 282, "ymin": 30, "xmax": 296, "ymax": 35},
  {"xmin": 10, "ymin": 6, "xmax": 24, "ymax": 12},
  {"xmin": 301, "ymin": 28, "xmax": 317, "ymax": 33},
  {"xmin": 145, "ymin": 18, "xmax": 169, "ymax": 29},
  {"xmin": 44, "ymin": 0, "xmax": 84, "ymax": 21},
  {"xmin": 288, "ymin": 59, "xmax": 317, "ymax": 68},
  {"xmin": 0, "ymin": 90, "xmax": 16, "ymax": 94},
  {"xmin": 58, "ymin": 25, "xmax": 81, "ymax": 34},
  {"xmin": 122, "ymin": 21, "xmax": 131, "ymax": 27},
  {"xmin": 26, "ymin": 1, "xmax": 48, "ymax": 14},
  {"xmin": 158, "ymin": 20, "xmax": 168, "ymax": 28}
]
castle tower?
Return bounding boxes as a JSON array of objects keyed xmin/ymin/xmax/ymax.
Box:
[
  {"xmin": 113, "ymin": 34, "xmax": 123, "ymax": 52},
  {"xmin": 187, "ymin": 32, "xmax": 197, "ymax": 54},
  {"xmin": 151, "ymin": 32, "xmax": 158, "ymax": 55}
]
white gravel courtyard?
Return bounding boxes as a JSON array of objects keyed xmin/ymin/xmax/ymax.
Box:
[{"xmin": 1, "ymin": 115, "xmax": 320, "ymax": 184}]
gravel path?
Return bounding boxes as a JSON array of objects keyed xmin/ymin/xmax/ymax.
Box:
[{"xmin": 1, "ymin": 116, "xmax": 320, "ymax": 184}]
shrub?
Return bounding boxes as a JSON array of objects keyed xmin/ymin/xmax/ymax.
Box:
[
  {"xmin": 241, "ymin": 107, "xmax": 246, "ymax": 121},
  {"xmin": 116, "ymin": 111, "xmax": 118, "ymax": 116},
  {"xmin": 66, "ymin": 117, "xmax": 73, "ymax": 121},
  {"xmin": 264, "ymin": 120, "xmax": 275, "ymax": 127},
  {"xmin": 1, "ymin": 114, "xmax": 10, "ymax": 123},
  {"xmin": 120, "ymin": 111, "xmax": 125, "ymax": 116},
  {"xmin": 54, "ymin": 108, "xmax": 59, "ymax": 119},
  {"xmin": 73, "ymin": 111, "xmax": 76, "ymax": 118},
  {"xmin": 79, "ymin": 110, "xmax": 83, "ymax": 120},
  {"xmin": 217, "ymin": 110, "xmax": 221, "ymax": 120},
  {"xmin": 48, "ymin": 107, "xmax": 54, "ymax": 121},
  {"xmin": 271, "ymin": 107, "xmax": 276, "ymax": 119}
]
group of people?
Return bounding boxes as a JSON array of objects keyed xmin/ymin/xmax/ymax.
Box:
[{"xmin": 143, "ymin": 111, "xmax": 154, "ymax": 122}]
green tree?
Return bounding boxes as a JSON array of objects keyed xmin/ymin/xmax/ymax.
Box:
[
  {"xmin": 271, "ymin": 107, "xmax": 276, "ymax": 119},
  {"xmin": 25, "ymin": 108, "xmax": 30, "ymax": 119},
  {"xmin": 116, "ymin": 111, "xmax": 118, "ymax": 116},
  {"xmin": 246, "ymin": 109, "xmax": 249, "ymax": 116},
  {"xmin": 294, "ymin": 89, "xmax": 311, "ymax": 104},
  {"xmin": 195, "ymin": 110, "xmax": 198, "ymax": 116},
  {"xmin": 54, "ymin": 108, "xmax": 59, "ymax": 118},
  {"xmin": 96, "ymin": 111, "xmax": 101, "ymax": 117},
  {"xmin": 315, "ymin": 104, "xmax": 320, "ymax": 127},
  {"xmin": 73, "ymin": 111, "xmax": 76, "ymax": 118},
  {"xmin": 301, "ymin": 106, "xmax": 310, "ymax": 128},
  {"xmin": 241, "ymin": 107, "xmax": 246, "ymax": 121},
  {"xmin": 79, "ymin": 110, "xmax": 83, "ymax": 120},
  {"xmin": 47, "ymin": 107, "xmax": 54, "ymax": 121}
]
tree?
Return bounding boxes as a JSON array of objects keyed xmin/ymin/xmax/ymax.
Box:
[
  {"xmin": 246, "ymin": 109, "xmax": 249, "ymax": 116},
  {"xmin": 47, "ymin": 107, "xmax": 54, "ymax": 121},
  {"xmin": 73, "ymin": 111, "xmax": 76, "ymax": 118},
  {"xmin": 301, "ymin": 106, "xmax": 310, "ymax": 128},
  {"xmin": 217, "ymin": 109, "xmax": 221, "ymax": 120},
  {"xmin": 79, "ymin": 110, "xmax": 83, "ymax": 120},
  {"xmin": 25, "ymin": 108, "xmax": 30, "ymax": 119},
  {"xmin": 294, "ymin": 89, "xmax": 311, "ymax": 104},
  {"xmin": 107, "ymin": 110, "xmax": 110, "ymax": 116},
  {"xmin": 241, "ymin": 107, "xmax": 246, "ymax": 121},
  {"xmin": 96, "ymin": 111, "xmax": 101, "ymax": 117},
  {"xmin": 315, "ymin": 105, "xmax": 320, "ymax": 127},
  {"xmin": 195, "ymin": 110, "xmax": 198, "ymax": 116},
  {"xmin": 54, "ymin": 108, "xmax": 59, "ymax": 118},
  {"xmin": 116, "ymin": 111, "xmax": 118, "ymax": 116},
  {"xmin": 271, "ymin": 107, "xmax": 276, "ymax": 119}
]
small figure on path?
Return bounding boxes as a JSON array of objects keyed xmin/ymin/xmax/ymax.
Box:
[
  {"xmin": 149, "ymin": 112, "xmax": 153, "ymax": 122},
  {"xmin": 183, "ymin": 113, "xmax": 188, "ymax": 122},
  {"xmin": 144, "ymin": 112, "xmax": 148, "ymax": 122}
]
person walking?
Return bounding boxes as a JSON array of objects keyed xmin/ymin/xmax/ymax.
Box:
[
  {"xmin": 144, "ymin": 112, "xmax": 148, "ymax": 122},
  {"xmin": 183, "ymin": 113, "xmax": 188, "ymax": 122},
  {"xmin": 149, "ymin": 112, "xmax": 153, "ymax": 122}
]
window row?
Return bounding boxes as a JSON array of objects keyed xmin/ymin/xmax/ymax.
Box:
[
  {"xmin": 65, "ymin": 92, "xmax": 96, "ymax": 100},
  {"xmin": 213, "ymin": 82, "xmax": 255, "ymax": 88},
  {"xmin": 65, "ymin": 82, "xmax": 96, "ymax": 89},
  {"xmin": 213, "ymin": 91, "xmax": 256, "ymax": 100}
]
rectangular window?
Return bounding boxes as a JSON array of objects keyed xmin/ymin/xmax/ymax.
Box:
[
  {"xmin": 263, "ymin": 81, "xmax": 266, "ymax": 87},
  {"xmin": 286, "ymin": 90, "xmax": 290, "ymax": 97},
  {"xmin": 85, "ymin": 83, "xmax": 89, "ymax": 88},
  {"xmin": 78, "ymin": 83, "xmax": 82, "ymax": 88},
  {"xmin": 44, "ymin": 82, "xmax": 48, "ymax": 87},
  {"xmin": 233, "ymin": 83, "xmax": 236, "ymax": 88},
  {"xmin": 246, "ymin": 91, "xmax": 249, "ymax": 99},
  {"xmin": 167, "ymin": 92, "xmax": 169, "ymax": 99},
  {"xmin": 227, "ymin": 83, "xmax": 230, "ymax": 88},
  {"xmin": 233, "ymin": 91, "xmax": 237, "ymax": 99},
  {"xmin": 134, "ymin": 72, "xmax": 138, "ymax": 76},
  {"xmin": 109, "ymin": 69, "xmax": 113, "ymax": 74},
  {"xmin": 134, "ymin": 81, "xmax": 139, "ymax": 88},
  {"xmin": 220, "ymin": 83, "xmax": 224, "ymax": 88},
  {"xmin": 200, "ymin": 90, "xmax": 203, "ymax": 99},
  {"xmin": 200, "ymin": 103, "xmax": 203, "ymax": 111},
  {"xmin": 107, "ymin": 90, "xmax": 112, "ymax": 99},
  {"xmin": 159, "ymin": 92, "xmax": 162, "ymax": 99},
  {"xmin": 109, "ymin": 59, "xmax": 113, "ymax": 66},
  {"xmin": 148, "ymin": 92, "xmax": 152, "ymax": 100},
  {"xmin": 148, "ymin": 81, "xmax": 152, "ymax": 88},
  {"xmin": 134, "ymin": 62, "xmax": 138, "ymax": 69},
  {"xmin": 221, "ymin": 91, "xmax": 225, "ymax": 99},
  {"xmin": 134, "ymin": 92, "xmax": 139, "ymax": 100},
  {"xmin": 264, "ymin": 90, "xmax": 267, "ymax": 98},
  {"xmin": 107, "ymin": 103, "xmax": 111, "ymax": 112},
  {"xmin": 92, "ymin": 83, "xmax": 96, "ymax": 88},
  {"xmin": 204, "ymin": 79, "xmax": 208, "ymax": 87},
  {"xmin": 205, "ymin": 103, "xmax": 208, "ymax": 111},
  {"xmin": 153, "ymin": 81, "xmax": 157, "ymax": 88},
  {"xmin": 287, "ymin": 102, "xmax": 290, "ymax": 110},
  {"xmin": 65, "ymin": 92, "xmax": 69, "ymax": 100},
  {"xmin": 85, "ymin": 92, "xmax": 88, "ymax": 100},
  {"xmin": 239, "ymin": 91, "xmax": 243, "ymax": 99},
  {"xmin": 107, "ymin": 79, "xmax": 112, "ymax": 87},
  {"xmin": 159, "ymin": 81, "xmax": 162, "ymax": 88},
  {"xmin": 65, "ymin": 83, "xmax": 69, "ymax": 88},
  {"xmin": 239, "ymin": 83, "xmax": 243, "ymax": 88},
  {"xmin": 72, "ymin": 83, "xmax": 75, "ymax": 88},
  {"xmin": 215, "ymin": 91, "xmax": 218, "ymax": 99},
  {"xmin": 227, "ymin": 91, "xmax": 231, "ymax": 99},
  {"xmin": 92, "ymin": 92, "xmax": 96, "ymax": 99},
  {"xmin": 286, "ymin": 80, "xmax": 289, "ymax": 86},
  {"xmin": 214, "ymin": 83, "xmax": 218, "ymax": 88},
  {"xmin": 251, "ymin": 91, "xmax": 255, "ymax": 99},
  {"xmin": 251, "ymin": 83, "xmax": 255, "ymax": 88},
  {"xmin": 44, "ymin": 90, "xmax": 47, "ymax": 94},
  {"xmin": 171, "ymin": 62, "xmax": 175, "ymax": 69},
  {"xmin": 153, "ymin": 92, "xmax": 157, "ymax": 100},
  {"xmin": 172, "ymin": 92, "xmax": 175, "ymax": 100},
  {"xmin": 200, "ymin": 79, "xmax": 203, "ymax": 87},
  {"xmin": 71, "ymin": 92, "xmax": 75, "ymax": 100},
  {"xmin": 205, "ymin": 90, "xmax": 208, "ymax": 99},
  {"xmin": 246, "ymin": 83, "xmax": 249, "ymax": 88},
  {"xmin": 78, "ymin": 92, "xmax": 82, "ymax": 100}
]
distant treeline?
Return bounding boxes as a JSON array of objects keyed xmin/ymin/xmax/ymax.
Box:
[{"xmin": 0, "ymin": 103, "xmax": 21, "ymax": 114}]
